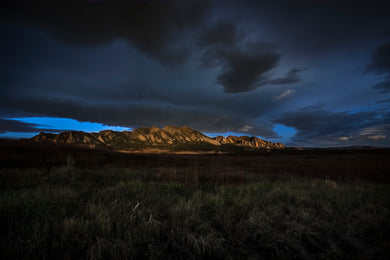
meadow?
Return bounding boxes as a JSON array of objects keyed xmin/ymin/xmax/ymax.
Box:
[{"xmin": 1, "ymin": 140, "xmax": 389, "ymax": 259}]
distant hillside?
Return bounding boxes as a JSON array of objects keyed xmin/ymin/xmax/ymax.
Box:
[{"xmin": 31, "ymin": 125, "xmax": 285, "ymax": 153}]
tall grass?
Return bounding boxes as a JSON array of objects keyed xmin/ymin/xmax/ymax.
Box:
[
  {"xmin": 1, "ymin": 167, "xmax": 389, "ymax": 259},
  {"xmin": 1, "ymin": 140, "xmax": 389, "ymax": 183}
]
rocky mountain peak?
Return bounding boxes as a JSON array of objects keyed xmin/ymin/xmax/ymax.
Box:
[
  {"xmin": 31, "ymin": 126, "xmax": 286, "ymax": 152},
  {"xmin": 216, "ymin": 135, "xmax": 286, "ymax": 149}
]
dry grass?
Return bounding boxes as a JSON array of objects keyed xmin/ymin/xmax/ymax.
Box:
[
  {"xmin": 1, "ymin": 140, "xmax": 390, "ymax": 259},
  {"xmin": 1, "ymin": 167, "xmax": 389, "ymax": 259}
]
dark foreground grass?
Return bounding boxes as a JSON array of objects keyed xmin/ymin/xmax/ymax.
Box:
[{"xmin": 1, "ymin": 167, "xmax": 389, "ymax": 259}]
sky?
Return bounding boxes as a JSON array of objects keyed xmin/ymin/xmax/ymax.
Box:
[{"xmin": 1, "ymin": 0, "xmax": 390, "ymax": 147}]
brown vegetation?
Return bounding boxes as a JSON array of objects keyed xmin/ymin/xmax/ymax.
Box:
[
  {"xmin": 1, "ymin": 139, "xmax": 390, "ymax": 259},
  {"xmin": 1, "ymin": 139, "xmax": 389, "ymax": 183}
]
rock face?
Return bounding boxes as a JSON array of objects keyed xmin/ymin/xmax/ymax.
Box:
[
  {"xmin": 216, "ymin": 135, "xmax": 285, "ymax": 149},
  {"xmin": 130, "ymin": 125, "xmax": 221, "ymax": 146},
  {"xmin": 31, "ymin": 125, "xmax": 285, "ymax": 152},
  {"xmin": 32, "ymin": 131, "xmax": 105, "ymax": 149}
]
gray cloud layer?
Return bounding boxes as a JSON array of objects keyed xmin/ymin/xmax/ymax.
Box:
[
  {"xmin": 367, "ymin": 42, "xmax": 390, "ymax": 75},
  {"xmin": 275, "ymin": 106, "xmax": 390, "ymax": 146},
  {"xmin": 1, "ymin": 0, "xmax": 211, "ymax": 66},
  {"xmin": 373, "ymin": 81, "xmax": 390, "ymax": 93},
  {"xmin": 198, "ymin": 21, "xmax": 303, "ymax": 93},
  {"xmin": 0, "ymin": 96, "xmax": 278, "ymax": 138},
  {"xmin": 0, "ymin": 119, "xmax": 62, "ymax": 134},
  {"xmin": 368, "ymin": 42, "xmax": 390, "ymax": 94},
  {"xmin": 0, "ymin": 119, "xmax": 41, "ymax": 134},
  {"xmin": 1, "ymin": 2, "xmax": 302, "ymax": 94},
  {"xmin": 1, "ymin": 0, "xmax": 390, "ymax": 146}
]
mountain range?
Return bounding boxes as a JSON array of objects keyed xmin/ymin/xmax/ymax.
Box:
[{"xmin": 31, "ymin": 125, "xmax": 285, "ymax": 153}]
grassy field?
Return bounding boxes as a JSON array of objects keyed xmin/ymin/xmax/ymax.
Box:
[{"xmin": 1, "ymin": 141, "xmax": 390, "ymax": 259}]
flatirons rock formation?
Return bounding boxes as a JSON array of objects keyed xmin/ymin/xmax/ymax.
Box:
[
  {"xmin": 216, "ymin": 135, "xmax": 285, "ymax": 149},
  {"xmin": 31, "ymin": 125, "xmax": 285, "ymax": 152}
]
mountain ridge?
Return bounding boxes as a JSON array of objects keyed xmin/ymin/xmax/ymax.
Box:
[{"xmin": 31, "ymin": 125, "xmax": 286, "ymax": 153}]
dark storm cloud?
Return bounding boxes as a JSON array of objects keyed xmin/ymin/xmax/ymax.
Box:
[
  {"xmin": 0, "ymin": 96, "xmax": 278, "ymax": 138},
  {"xmin": 0, "ymin": 0, "xmax": 211, "ymax": 66},
  {"xmin": 367, "ymin": 42, "xmax": 390, "ymax": 94},
  {"xmin": 197, "ymin": 20, "xmax": 241, "ymax": 47},
  {"xmin": 214, "ymin": 47, "xmax": 304, "ymax": 93},
  {"xmin": 265, "ymin": 68, "xmax": 303, "ymax": 85},
  {"xmin": 373, "ymin": 81, "xmax": 390, "ymax": 93},
  {"xmin": 0, "ymin": 21, "xmax": 282, "ymax": 138},
  {"xmin": 376, "ymin": 98, "xmax": 390, "ymax": 105},
  {"xmin": 1, "ymin": 1, "xmax": 301, "ymax": 94},
  {"xmin": 275, "ymin": 106, "xmax": 390, "ymax": 146},
  {"xmin": 0, "ymin": 119, "xmax": 62, "ymax": 134},
  {"xmin": 197, "ymin": 20, "xmax": 301, "ymax": 93},
  {"xmin": 367, "ymin": 42, "xmax": 390, "ymax": 75},
  {"xmin": 235, "ymin": 0, "xmax": 390, "ymax": 55},
  {"xmin": 254, "ymin": 0, "xmax": 390, "ymax": 17},
  {"xmin": 0, "ymin": 119, "xmax": 40, "ymax": 133},
  {"xmin": 214, "ymin": 43, "xmax": 280, "ymax": 93},
  {"xmin": 275, "ymin": 106, "xmax": 373, "ymax": 139},
  {"xmin": 2, "ymin": 0, "xmax": 390, "ymax": 146}
]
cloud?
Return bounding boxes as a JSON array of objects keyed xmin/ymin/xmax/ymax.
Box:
[
  {"xmin": 0, "ymin": 119, "xmax": 39, "ymax": 133},
  {"xmin": 376, "ymin": 98, "xmax": 390, "ymax": 104},
  {"xmin": 367, "ymin": 42, "xmax": 390, "ymax": 93},
  {"xmin": 197, "ymin": 20, "xmax": 241, "ymax": 48},
  {"xmin": 358, "ymin": 124, "xmax": 390, "ymax": 136},
  {"xmin": 265, "ymin": 68, "xmax": 304, "ymax": 85},
  {"xmin": 215, "ymin": 43, "xmax": 280, "ymax": 93},
  {"xmin": 1, "ymin": 0, "xmax": 211, "ymax": 66},
  {"xmin": 274, "ymin": 105, "xmax": 390, "ymax": 146},
  {"xmin": 354, "ymin": 124, "xmax": 390, "ymax": 143},
  {"xmin": 0, "ymin": 96, "xmax": 279, "ymax": 138},
  {"xmin": 0, "ymin": 118, "xmax": 62, "ymax": 134},
  {"xmin": 336, "ymin": 136, "xmax": 350, "ymax": 142},
  {"xmin": 365, "ymin": 134, "xmax": 386, "ymax": 140},
  {"xmin": 198, "ymin": 21, "xmax": 281, "ymax": 93},
  {"xmin": 0, "ymin": 21, "xmax": 284, "ymax": 139},
  {"xmin": 366, "ymin": 42, "xmax": 390, "ymax": 75},
  {"xmin": 197, "ymin": 20, "xmax": 303, "ymax": 93},
  {"xmin": 1, "ymin": 3, "xmax": 303, "ymax": 94},
  {"xmin": 372, "ymin": 80, "xmax": 390, "ymax": 93},
  {"xmin": 275, "ymin": 89, "xmax": 296, "ymax": 100},
  {"xmin": 5, "ymin": 0, "xmax": 390, "ymax": 147},
  {"xmin": 238, "ymin": 125, "xmax": 253, "ymax": 132}
]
